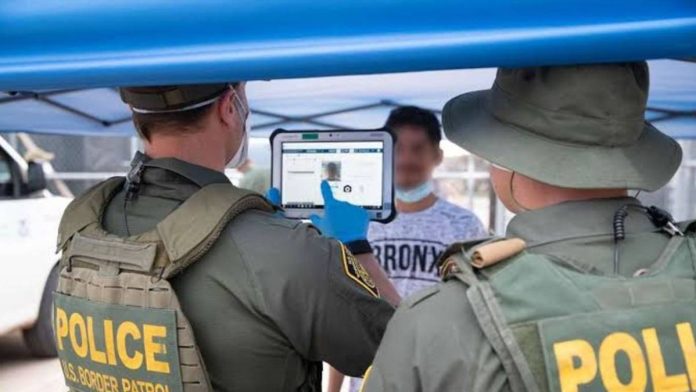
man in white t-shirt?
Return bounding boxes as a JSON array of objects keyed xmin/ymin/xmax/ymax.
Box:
[{"xmin": 328, "ymin": 106, "xmax": 487, "ymax": 392}]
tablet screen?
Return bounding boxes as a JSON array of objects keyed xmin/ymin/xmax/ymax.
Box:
[{"xmin": 281, "ymin": 141, "xmax": 384, "ymax": 209}]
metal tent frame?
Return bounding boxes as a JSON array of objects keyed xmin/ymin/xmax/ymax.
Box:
[{"xmin": 1, "ymin": 62, "xmax": 695, "ymax": 138}]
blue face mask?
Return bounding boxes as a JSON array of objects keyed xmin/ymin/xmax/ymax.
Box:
[{"xmin": 395, "ymin": 181, "xmax": 434, "ymax": 203}]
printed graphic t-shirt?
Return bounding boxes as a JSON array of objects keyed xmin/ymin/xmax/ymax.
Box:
[{"xmin": 369, "ymin": 198, "xmax": 487, "ymax": 298}]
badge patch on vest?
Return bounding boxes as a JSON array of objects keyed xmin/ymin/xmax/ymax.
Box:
[
  {"xmin": 340, "ymin": 244, "xmax": 379, "ymax": 298},
  {"xmin": 53, "ymin": 293, "xmax": 183, "ymax": 392},
  {"xmin": 539, "ymin": 302, "xmax": 696, "ymax": 392}
]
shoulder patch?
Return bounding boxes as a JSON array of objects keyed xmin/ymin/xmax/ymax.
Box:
[
  {"xmin": 340, "ymin": 244, "xmax": 380, "ymax": 298},
  {"xmin": 359, "ymin": 365, "xmax": 374, "ymax": 392},
  {"xmin": 403, "ymin": 285, "xmax": 440, "ymax": 308}
]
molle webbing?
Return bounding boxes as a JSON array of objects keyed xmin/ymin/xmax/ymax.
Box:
[
  {"xmin": 68, "ymin": 233, "xmax": 157, "ymax": 271},
  {"xmin": 55, "ymin": 178, "xmax": 274, "ymax": 392}
]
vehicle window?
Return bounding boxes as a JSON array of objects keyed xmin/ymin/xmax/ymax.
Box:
[{"xmin": 0, "ymin": 152, "xmax": 14, "ymax": 196}]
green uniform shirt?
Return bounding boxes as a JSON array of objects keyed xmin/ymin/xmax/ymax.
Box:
[
  {"xmin": 362, "ymin": 197, "xmax": 672, "ymax": 392},
  {"xmin": 101, "ymin": 156, "xmax": 394, "ymax": 392}
]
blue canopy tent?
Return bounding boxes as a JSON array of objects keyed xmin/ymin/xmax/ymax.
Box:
[
  {"xmin": 1, "ymin": 0, "xmax": 695, "ymax": 89},
  {"xmin": 0, "ymin": 0, "xmax": 695, "ymax": 137}
]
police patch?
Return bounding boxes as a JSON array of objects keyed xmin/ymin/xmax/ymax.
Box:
[
  {"xmin": 53, "ymin": 293, "xmax": 183, "ymax": 392},
  {"xmin": 340, "ymin": 244, "xmax": 379, "ymax": 297}
]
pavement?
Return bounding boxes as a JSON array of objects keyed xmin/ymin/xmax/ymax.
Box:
[{"xmin": 0, "ymin": 331, "xmax": 64, "ymax": 392}]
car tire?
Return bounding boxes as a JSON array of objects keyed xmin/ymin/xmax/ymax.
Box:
[{"xmin": 22, "ymin": 262, "xmax": 60, "ymax": 358}]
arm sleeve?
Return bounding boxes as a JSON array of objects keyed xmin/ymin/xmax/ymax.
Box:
[
  {"xmin": 360, "ymin": 306, "xmax": 421, "ymax": 392},
  {"xmin": 240, "ymin": 219, "xmax": 395, "ymax": 376},
  {"xmin": 363, "ymin": 284, "xmax": 505, "ymax": 392}
]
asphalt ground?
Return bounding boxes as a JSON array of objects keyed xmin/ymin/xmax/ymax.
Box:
[{"xmin": 0, "ymin": 331, "xmax": 64, "ymax": 392}]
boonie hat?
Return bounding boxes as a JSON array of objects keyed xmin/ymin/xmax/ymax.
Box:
[{"xmin": 443, "ymin": 62, "xmax": 682, "ymax": 191}]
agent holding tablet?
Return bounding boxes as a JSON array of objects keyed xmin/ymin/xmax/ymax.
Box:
[
  {"xmin": 330, "ymin": 106, "xmax": 487, "ymax": 392},
  {"xmin": 58, "ymin": 82, "xmax": 398, "ymax": 392}
]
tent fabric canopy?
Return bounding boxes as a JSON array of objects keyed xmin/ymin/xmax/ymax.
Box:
[
  {"xmin": 0, "ymin": 1, "xmax": 694, "ymax": 137},
  {"xmin": 1, "ymin": 0, "xmax": 695, "ymax": 90},
  {"xmin": 0, "ymin": 61, "xmax": 694, "ymax": 139}
]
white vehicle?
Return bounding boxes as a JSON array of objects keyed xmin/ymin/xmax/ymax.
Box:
[{"xmin": 0, "ymin": 135, "xmax": 71, "ymax": 357}]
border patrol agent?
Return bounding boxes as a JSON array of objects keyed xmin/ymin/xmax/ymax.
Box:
[
  {"xmin": 361, "ymin": 63, "xmax": 696, "ymax": 392},
  {"xmin": 53, "ymin": 83, "xmax": 396, "ymax": 392}
]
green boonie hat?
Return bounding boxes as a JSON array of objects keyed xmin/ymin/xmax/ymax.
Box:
[
  {"xmin": 119, "ymin": 84, "xmax": 231, "ymax": 114},
  {"xmin": 442, "ymin": 62, "xmax": 682, "ymax": 191}
]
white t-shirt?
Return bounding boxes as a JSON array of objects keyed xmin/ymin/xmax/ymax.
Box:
[{"xmin": 348, "ymin": 198, "xmax": 486, "ymax": 391}]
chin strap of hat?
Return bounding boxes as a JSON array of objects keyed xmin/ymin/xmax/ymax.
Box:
[
  {"xmin": 123, "ymin": 152, "xmax": 148, "ymax": 236},
  {"xmin": 508, "ymin": 171, "xmax": 530, "ymax": 212},
  {"xmin": 612, "ymin": 204, "xmax": 683, "ymax": 274}
]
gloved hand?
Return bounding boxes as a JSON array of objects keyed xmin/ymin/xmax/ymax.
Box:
[
  {"xmin": 310, "ymin": 181, "xmax": 369, "ymax": 243},
  {"xmin": 265, "ymin": 187, "xmax": 281, "ymax": 206},
  {"xmin": 264, "ymin": 187, "xmax": 285, "ymax": 217}
]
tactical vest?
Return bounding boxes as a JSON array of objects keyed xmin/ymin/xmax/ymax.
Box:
[
  {"xmin": 53, "ymin": 177, "xmax": 273, "ymax": 392},
  {"xmin": 440, "ymin": 224, "xmax": 696, "ymax": 392}
]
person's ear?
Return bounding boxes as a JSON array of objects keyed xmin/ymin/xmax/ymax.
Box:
[
  {"xmin": 435, "ymin": 146, "xmax": 444, "ymax": 165},
  {"xmin": 216, "ymin": 89, "xmax": 236, "ymax": 127}
]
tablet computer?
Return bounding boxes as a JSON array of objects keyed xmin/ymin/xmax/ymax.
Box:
[{"xmin": 270, "ymin": 128, "xmax": 395, "ymax": 222}]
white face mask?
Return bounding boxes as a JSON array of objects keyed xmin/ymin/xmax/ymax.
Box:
[
  {"xmin": 396, "ymin": 181, "xmax": 434, "ymax": 203},
  {"xmin": 227, "ymin": 88, "xmax": 250, "ymax": 168}
]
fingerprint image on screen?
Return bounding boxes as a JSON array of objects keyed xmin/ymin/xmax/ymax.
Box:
[{"xmin": 281, "ymin": 141, "xmax": 384, "ymax": 209}]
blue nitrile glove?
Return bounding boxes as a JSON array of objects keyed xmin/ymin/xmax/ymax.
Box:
[
  {"xmin": 265, "ymin": 187, "xmax": 281, "ymax": 206},
  {"xmin": 309, "ymin": 181, "xmax": 369, "ymax": 243},
  {"xmin": 265, "ymin": 187, "xmax": 285, "ymax": 217}
]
